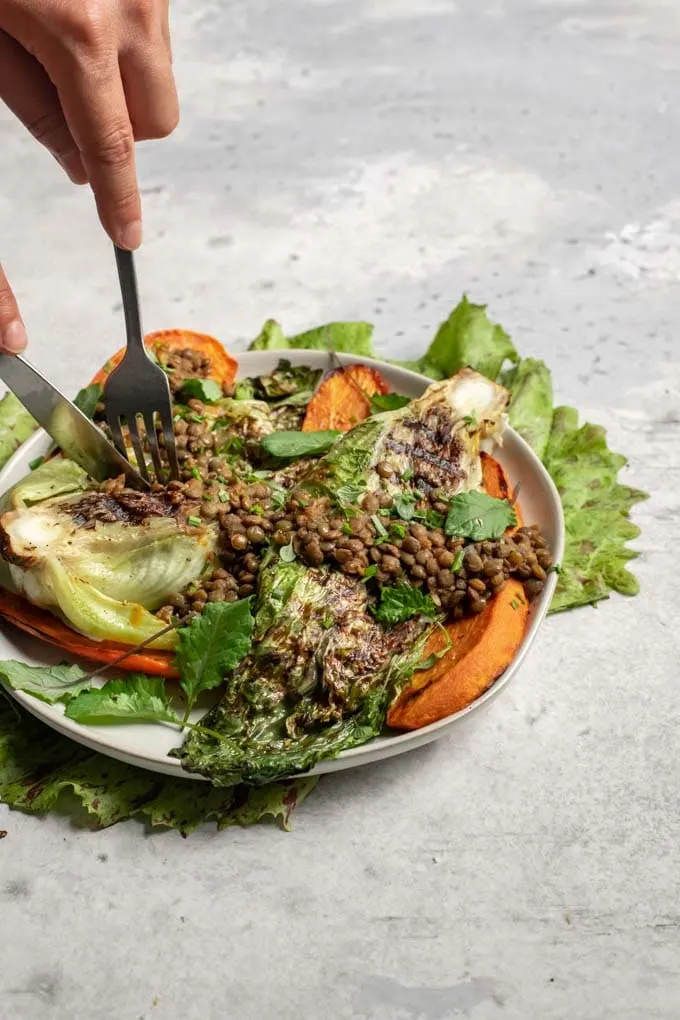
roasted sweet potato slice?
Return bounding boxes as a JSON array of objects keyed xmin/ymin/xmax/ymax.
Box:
[
  {"xmin": 387, "ymin": 578, "xmax": 529, "ymax": 730},
  {"xmin": 387, "ymin": 454, "xmax": 528, "ymax": 730},
  {"xmin": 481, "ymin": 451, "xmax": 523, "ymax": 527},
  {"xmin": 0, "ymin": 590, "xmax": 178, "ymax": 678},
  {"xmin": 90, "ymin": 329, "xmax": 238, "ymax": 389},
  {"xmin": 302, "ymin": 364, "xmax": 390, "ymax": 432}
]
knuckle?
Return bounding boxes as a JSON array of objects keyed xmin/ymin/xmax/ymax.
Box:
[
  {"xmin": 57, "ymin": 0, "xmax": 110, "ymax": 52},
  {"xmin": 25, "ymin": 110, "xmax": 77, "ymax": 160},
  {"xmin": 87, "ymin": 124, "xmax": 135, "ymax": 168},
  {"xmin": 125, "ymin": 0, "xmax": 158, "ymax": 36}
]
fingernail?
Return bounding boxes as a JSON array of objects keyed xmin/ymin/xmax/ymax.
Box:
[
  {"xmin": 118, "ymin": 219, "xmax": 143, "ymax": 251},
  {"xmin": 1, "ymin": 320, "xmax": 28, "ymax": 354}
]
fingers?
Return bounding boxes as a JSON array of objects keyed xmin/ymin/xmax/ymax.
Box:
[
  {"xmin": 119, "ymin": 44, "xmax": 179, "ymax": 141},
  {"xmin": 53, "ymin": 49, "xmax": 142, "ymax": 250},
  {"xmin": 0, "ymin": 30, "xmax": 87, "ymax": 185},
  {"xmin": 0, "ymin": 265, "xmax": 28, "ymax": 356}
]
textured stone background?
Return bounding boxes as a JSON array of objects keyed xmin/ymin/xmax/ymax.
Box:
[{"xmin": 1, "ymin": 1, "xmax": 678, "ymax": 1018}]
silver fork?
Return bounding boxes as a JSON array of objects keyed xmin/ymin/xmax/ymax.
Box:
[{"xmin": 103, "ymin": 247, "xmax": 179, "ymax": 484}]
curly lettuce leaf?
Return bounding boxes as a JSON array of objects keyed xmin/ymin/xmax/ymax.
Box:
[
  {"xmin": 0, "ymin": 695, "xmax": 317, "ymax": 834},
  {"xmin": 249, "ymin": 319, "xmax": 375, "ymax": 358},
  {"xmin": 412, "ymin": 296, "xmax": 519, "ymax": 380},
  {"xmin": 500, "ymin": 357, "xmax": 553, "ymax": 461},
  {"xmin": 543, "ymin": 407, "xmax": 647, "ymax": 612},
  {"xmin": 0, "ymin": 392, "xmax": 37, "ymax": 466}
]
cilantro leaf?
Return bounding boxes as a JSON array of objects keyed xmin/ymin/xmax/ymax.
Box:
[
  {"xmin": 372, "ymin": 584, "xmax": 439, "ymax": 625},
  {"xmin": 279, "ymin": 541, "xmax": 297, "ymax": 562},
  {"xmin": 336, "ymin": 483, "xmax": 364, "ymax": 507},
  {"xmin": 180, "ymin": 378, "xmax": 223, "ymax": 403},
  {"xmin": 370, "ymin": 393, "xmax": 411, "ymax": 414},
  {"xmin": 0, "ymin": 661, "xmax": 92, "ymax": 705},
  {"xmin": 261, "ymin": 430, "xmax": 340, "ymax": 459},
  {"xmin": 394, "ymin": 492, "xmax": 416, "ymax": 521},
  {"xmin": 363, "ymin": 564, "xmax": 378, "ymax": 580},
  {"xmin": 445, "ymin": 491, "xmax": 516, "ymax": 541},
  {"xmin": 65, "ymin": 675, "xmax": 179, "ymax": 725},
  {"xmin": 175, "ymin": 600, "xmax": 254, "ymax": 714}
]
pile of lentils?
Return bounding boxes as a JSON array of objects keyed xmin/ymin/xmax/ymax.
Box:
[
  {"xmin": 277, "ymin": 488, "xmax": 552, "ymax": 619},
  {"xmin": 153, "ymin": 476, "xmax": 552, "ymax": 625}
]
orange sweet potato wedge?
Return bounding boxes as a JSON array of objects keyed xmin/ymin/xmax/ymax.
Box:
[
  {"xmin": 387, "ymin": 455, "xmax": 528, "ymax": 730},
  {"xmin": 302, "ymin": 364, "xmax": 390, "ymax": 432},
  {"xmin": 90, "ymin": 329, "xmax": 238, "ymax": 389},
  {"xmin": 0, "ymin": 590, "xmax": 178, "ymax": 678}
]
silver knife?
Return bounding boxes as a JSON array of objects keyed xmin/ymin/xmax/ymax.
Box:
[{"xmin": 0, "ymin": 354, "xmax": 149, "ymax": 488}]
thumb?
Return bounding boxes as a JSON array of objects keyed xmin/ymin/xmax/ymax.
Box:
[{"xmin": 0, "ymin": 264, "xmax": 28, "ymax": 355}]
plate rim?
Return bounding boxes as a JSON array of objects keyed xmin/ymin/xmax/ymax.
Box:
[{"xmin": 1, "ymin": 350, "xmax": 565, "ymax": 780}]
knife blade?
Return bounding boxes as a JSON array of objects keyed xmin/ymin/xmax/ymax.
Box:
[{"xmin": 0, "ymin": 354, "xmax": 149, "ymax": 488}]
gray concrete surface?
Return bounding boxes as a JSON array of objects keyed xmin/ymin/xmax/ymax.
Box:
[{"xmin": 0, "ymin": 1, "xmax": 678, "ymax": 1017}]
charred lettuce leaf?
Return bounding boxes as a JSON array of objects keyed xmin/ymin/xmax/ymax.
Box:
[
  {"xmin": 0, "ymin": 486, "xmax": 216, "ymax": 647},
  {"xmin": 175, "ymin": 562, "xmax": 430, "ymax": 785}
]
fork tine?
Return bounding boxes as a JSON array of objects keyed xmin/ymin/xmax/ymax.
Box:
[
  {"xmin": 107, "ymin": 413, "xmax": 128, "ymax": 460},
  {"xmin": 126, "ymin": 414, "xmax": 150, "ymax": 484},
  {"xmin": 143, "ymin": 411, "xmax": 166, "ymax": 483},
  {"xmin": 158, "ymin": 407, "xmax": 180, "ymax": 481}
]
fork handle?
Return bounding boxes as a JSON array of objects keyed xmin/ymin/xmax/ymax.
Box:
[{"xmin": 114, "ymin": 246, "xmax": 146, "ymax": 355}]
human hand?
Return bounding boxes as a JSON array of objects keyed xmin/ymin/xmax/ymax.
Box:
[{"xmin": 0, "ymin": 0, "xmax": 179, "ymax": 354}]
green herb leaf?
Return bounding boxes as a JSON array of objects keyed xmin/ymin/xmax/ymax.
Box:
[
  {"xmin": 390, "ymin": 522, "xmax": 406, "ymax": 539},
  {"xmin": 0, "ymin": 661, "xmax": 91, "ymax": 705},
  {"xmin": 394, "ymin": 492, "xmax": 416, "ymax": 521},
  {"xmin": 372, "ymin": 584, "xmax": 439, "ymax": 625},
  {"xmin": 370, "ymin": 393, "xmax": 411, "ymax": 414},
  {"xmin": 270, "ymin": 486, "xmax": 288, "ymax": 511},
  {"xmin": 363, "ymin": 564, "xmax": 378, "ymax": 580},
  {"xmin": 28, "ymin": 456, "xmax": 45, "ymax": 471},
  {"xmin": 73, "ymin": 383, "xmax": 102, "ymax": 420},
  {"xmin": 451, "ymin": 547, "xmax": 465, "ymax": 573},
  {"xmin": 65, "ymin": 675, "xmax": 179, "ymax": 725},
  {"xmin": 371, "ymin": 514, "xmax": 389, "ymax": 539},
  {"xmin": 261, "ymin": 430, "xmax": 340, "ymax": 459},
  {"xmin": 279, "ymin": 541, "xmax": 297, "ymax": 562},
  {"xmin": 445, "ymin": 491, "xmax": 516, "ymax": 541},
  {"xmin": 175, "ymin": 600, "xmax": 254, "ymax": 715},
  {"xmin": 336, "ymin": 483, "xmax": 364, "ymax": 507},
  {"xmin": 233, "ymin": 379, "xmax": 257, "ymax": 401},
  {"xmin": 180, "ymin": 378, "xmax": 223, "ymax": 403}
]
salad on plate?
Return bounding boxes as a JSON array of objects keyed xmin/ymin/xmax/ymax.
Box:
[{"xmin": 0, "ymin": 313, "xmax": 559, "ymax": 787}]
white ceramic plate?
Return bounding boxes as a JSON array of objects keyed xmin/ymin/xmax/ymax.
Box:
[{"xmin": 0, "ymin": 351, "xmax": 565, "ymax": 779}]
